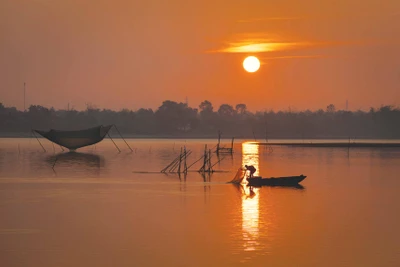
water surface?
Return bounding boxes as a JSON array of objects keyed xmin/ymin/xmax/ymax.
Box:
[{"xmin": 0, "ymin": 138, "xmax": 400, "ymax": 266}]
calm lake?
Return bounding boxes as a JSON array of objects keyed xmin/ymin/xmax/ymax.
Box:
[{"xmin": 1, "ymin": 138, "xmax": 400, "ymax": 267}]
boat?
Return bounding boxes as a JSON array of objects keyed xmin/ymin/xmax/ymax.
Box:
[
  {"xmin": 246, "ymin": 175, "xmax": 306, "ymax": 186},
  {"xmin": 228, "ymin": 168, "xmax": 306, "ymax": 186},
  {"xmin": 34, "ymin": 125, "xmax": 113, "ymax": 151}
]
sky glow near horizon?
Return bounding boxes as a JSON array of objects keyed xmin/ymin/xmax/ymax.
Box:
[{"xmin": 1, "ymin": 0, "xmax": 400, "ymax": 112}]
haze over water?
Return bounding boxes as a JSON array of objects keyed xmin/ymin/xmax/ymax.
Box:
[{"xmin": 1, "ymin": 138, "xmax": 400, "ymax": 266}]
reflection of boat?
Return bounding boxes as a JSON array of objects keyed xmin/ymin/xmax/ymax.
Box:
[
  {"xmin": 251, "ymin": 183, "xmax": 305, "ymax": 190},
  {"xmin": 34, "ymin": 125, "xmax": 113, "ymax": 151},
  {"xmin": 247, "ymin": 175, "xmax": 306, "ymax": 186},
  {"xmin": 46, "ymin": 152, "xmax": 104, "ymax": 168}
]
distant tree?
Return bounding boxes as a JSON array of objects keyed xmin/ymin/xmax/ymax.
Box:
[
  {"xmin": 218, "ymin": 104, "xmax": 235, "ymax": 117},
  {"xmin": 133, "ymin": 108, "xmax": 155, "ymax": 134},
  {"xmin": 1, "ymin": 100, "xmax": 400, "ymax": 138},
  {"xmin": 326, "ymin": 104, "xmax": 336, "ymax": 113},
  {"xmin": 235, "ymin": 103, "xmax": 247, "ymax": 115},
  {"xmin": 199, "ymin": 100, "xmax": 213, "ymax": 114},
  {"xmin": 155, "ymin": 100, "xmax": 198, "ymax": 133},
  {"xmin": 379, "ymin": 105, "xmax": 393, "ymax": 113}
]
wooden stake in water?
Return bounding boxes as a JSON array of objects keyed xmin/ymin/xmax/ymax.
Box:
[
  {"xmin": 184, "ymin": 146, "xmax": 188, "ymax": 174},
  {"xmin": 208, "ymin": 149, "xmax": 212, "ymax": 173},
  {"xmin": 178, "ymin": 147, "xmax": 182, "ymax": 173},
  {"xmin": 217, "ymin": 131, "xmax": 221, "ymax": 152},
  {"xmin": 200, "ymin": 144, "xmax": 207, "ymax": 173}
]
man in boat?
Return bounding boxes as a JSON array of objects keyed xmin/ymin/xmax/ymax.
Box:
[{"xmin": 244, "ymin": 165, "xmax": 256, "ymax": 178}]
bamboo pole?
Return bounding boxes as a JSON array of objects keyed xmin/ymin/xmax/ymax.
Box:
[
  {"xmin": 170, "ymin": 158, "xmax": 181, "ymax": 172},
  {"xmin": 161, "ymin": 155, "xmax": 180, "ymax": 172},
  {"xmin": 171, "ymin": 152, "xmax": 185, "ymax": 172},
  {"xmin": 178, "ymin": 147, "xmax": 182, "ymax": 173},
  {"xmin": 175, "ymin": 150, "xmax": 192, "ymax": 172},
  {"xmin": 217, "ymin": 131, "xmax": 221, "ymax": 152},
  {"xmin": 31, "ymin": 130, "xmax": 46, "ymax": 152},
  {"xmin": 211, "ymin": 156, "xmax": 225, "ymax": 168},
  {"xmin": 113, "ymin": 125, "xmax": 133, "ymax": 151},
  {"xmin": 184, "ymin": 146, "xmax": 188, "ymax": 174},
  {"xmin": 208, "ymin": 149, "xmax": 212, "ymax": 173},
  {"xmin": 169, "ymin": 154, "xmax": 182, "ymax": 172},
  {"xmin": 200, "ymin": 145, "xmax": 207, "ymax": 173},
  {"xmin": 163, "ymin": 150, "xmax": 191, "ymax": 173},
  {"xmin": 107, "ymin": 133, "xmax": 121, "ymax": 153},
  {"xmin": 187, "ymin": 154, "xmax": 204, "ymax": 170}
]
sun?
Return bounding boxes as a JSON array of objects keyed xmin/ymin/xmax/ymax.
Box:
[{"xmin": 243, "ymin": 56, "xmax": 260, "ymax": 73}]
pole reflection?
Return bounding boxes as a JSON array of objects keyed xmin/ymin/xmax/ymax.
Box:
[{"xmin": 241, "ymin": 142, "xmax": 260, "ymax": 251}]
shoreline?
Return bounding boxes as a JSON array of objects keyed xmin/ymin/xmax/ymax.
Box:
[
  {"xmin": 1, "ymin": 133, "xmax": 400, "ymax": 141},
  {"xmin": 254, "ymin": 142, "xmax": 400, "ymax": 148}
]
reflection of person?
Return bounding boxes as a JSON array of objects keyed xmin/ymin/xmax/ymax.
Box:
[
  {"xmin": 244, "ymin": 165, "xmax": 256, "ymax": 178},
  {"xmin": 246, "ymin": 186, "xmax": 256, "ymax": 199}
]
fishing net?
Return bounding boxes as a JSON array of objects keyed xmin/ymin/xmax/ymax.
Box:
[
  {"xmin": 229, "ymin": 167, "xmax": 246, "ymax": 184},
  {"xmin": 34, "ymin": 125, "xmax": 113, "ymax": 150}
]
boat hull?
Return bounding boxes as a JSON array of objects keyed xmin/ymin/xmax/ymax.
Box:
[{"xmin": 247, "ymin": 175, "xmax": 306, "ymax": 186}]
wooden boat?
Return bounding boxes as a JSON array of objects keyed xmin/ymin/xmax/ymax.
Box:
[
  {"xmin": 34, "ymin": 125, "xmax": 113, "ymax": 151},
  {"xmin": 246, "ymin": 174, "xmax": 306, "ymax": 186}
]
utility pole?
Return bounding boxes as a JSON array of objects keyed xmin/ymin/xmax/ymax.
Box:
[{"xmin": 23, "ymin": 82, "xmax": 26, "ymax": 111}]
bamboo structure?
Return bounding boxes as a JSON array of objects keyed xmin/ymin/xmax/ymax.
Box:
[
  {"xmin": 160, "ymin": 148, "xmax": 192, "ymax": 173},
  {"xmin": 160, "ymin": 145, "xmax": 228, "ymax": 176},
  {"xmin": 183, "ymin": 146, "xmax": 188, "ymax": 174},
  {"xmin": 112, "ymin": 125, "xmax": 133, "ymax": 152},
  {"xmin": 178, "ymin": 147, "xmax": 182, "ymax": 174},
  {"xmin": 198, "ymin": 145, "xmax": 214, "ymax": 173},
  {"xmin": 107, "ymin": 133, "xmax": 121, "ymax": 152},
  {"xmin": 215, "ymin": 131, "xmax": 234, "ymax": 154},
  {"xmin": 215, "ymin": 137, "xmax": 235, "ymax": 154}
]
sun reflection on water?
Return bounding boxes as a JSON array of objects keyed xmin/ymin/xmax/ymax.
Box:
[
  {"xmin": 241, "ymin": 142, "xmax": 260, "ymax": 252},
  {"xmin": 242, "ymin": 142, "xmax": 259, "ymax": 177}
]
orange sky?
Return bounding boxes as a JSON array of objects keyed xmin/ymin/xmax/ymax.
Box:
[{"xmin": 1, "ymin": 0, "xmax": 400, "ymax": 112}]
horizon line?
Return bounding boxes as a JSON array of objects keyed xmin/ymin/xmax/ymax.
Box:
[{"xmin": 1, "ymin": 102, "xmax": 399, "ymax": 113}]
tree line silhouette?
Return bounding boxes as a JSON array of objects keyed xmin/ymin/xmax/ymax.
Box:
[{"xmin": 0, "ymin": 101, "xmax": 399, "ymax": 138}]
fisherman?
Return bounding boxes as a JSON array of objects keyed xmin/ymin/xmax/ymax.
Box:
[{"xmin": 244, "ymin": 165, "xmax": 256, "ymax": 178}]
